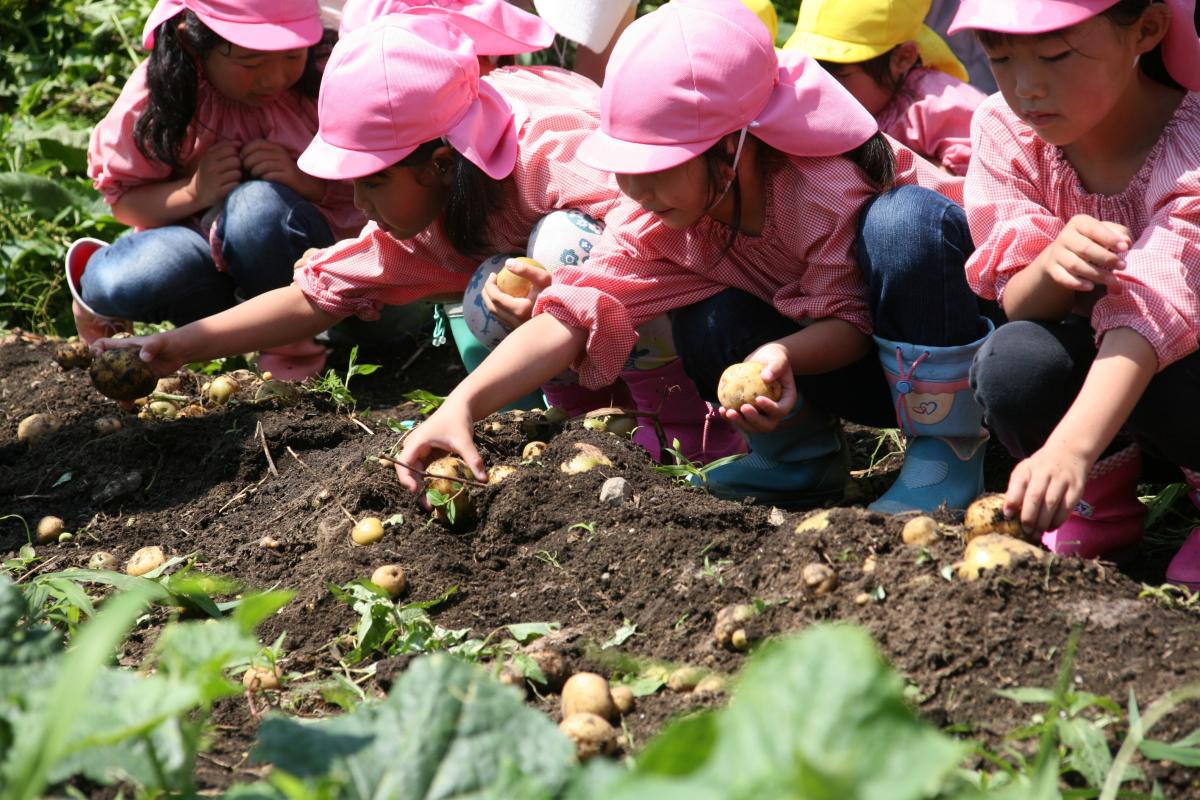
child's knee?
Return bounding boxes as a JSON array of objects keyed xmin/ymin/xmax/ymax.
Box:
[{"xmin": 971, "ymin": 321, "xmax": 1067, "ymax": 420}]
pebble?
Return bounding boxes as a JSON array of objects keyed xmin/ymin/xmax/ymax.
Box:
[{"xmin": 599, "ymin": 477, "xmax": 632, "ymax": 506}]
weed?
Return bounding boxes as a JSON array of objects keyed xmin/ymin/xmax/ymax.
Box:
[
  {"xmin": 533, "ymin": 550, "xmax": 565, "ymax": 572},
  {"xmin": 699, "ymin": 554, "xmax": 734, "ymax": 586},
  {"xmin": 568, "ymin": 521, "xmax": 597, "ymax": 535},
  {"xmin": 309, "ymin": 345, "xmax": 380, "ymax": 412},
  {"xmin": 402, "ymin": 389, "xmax": 447, "ymax": 415},
  {"xmin": 654, "ymin": 438, "xmax": 745, "ymax": 487}
]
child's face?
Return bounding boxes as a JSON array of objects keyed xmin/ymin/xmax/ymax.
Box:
[
  {"xmin": 203, "ymin": 43, "xmax": 307, "ymax": 107},
  {"xmin": 981, "ymin": 14, "xmax": 1165, "ymax": 147},
  {"xmin": 823, "ymin": 63, "xmax": 895, "ymax": 116},
  {"xmin": 615, "ymin": 158, "xmax": 716, "ymax": 231},
  {"xmin": 352, "ymin": 163, "xmax": 448, "ymax": 240}
]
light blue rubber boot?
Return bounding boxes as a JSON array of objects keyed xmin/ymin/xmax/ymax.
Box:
[
  {"xmin": 442, "ymin": 303, "xmax": 543, "ymax": 412},
  {"xmin": 696, "ymin": 404, "xmax": 848, "ymax": 509},
  {"xmin": 869, "ymin": 320, "xmax": 993, "ymax": 514}
]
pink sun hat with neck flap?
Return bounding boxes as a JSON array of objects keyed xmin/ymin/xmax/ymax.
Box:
[
  {"xmin": 950, "ymin": 0, "xmax": 1200, "ymax": 91},
  {"xmin": 142, "ymin": 0, "xmax": 324, "ymax": 50},
  {"xmin": 577, "ymin": 0, "xmax": 879, "ymax": 175},
  {"xmin": 297, "ymin": 13, "xmax": 526, "ymax": 181},
  {"xmin": 339, "ymin": 0, "xmax": 554, "ymax": 55}
]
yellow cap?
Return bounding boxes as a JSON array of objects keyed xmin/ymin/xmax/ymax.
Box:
[
  {"xmin": 783, "ymin": 0, "xmax": 968, "ymax": 83},
  {"xmin": 740, "ymin": 0, "xmax": 779, "ymax": 44}
]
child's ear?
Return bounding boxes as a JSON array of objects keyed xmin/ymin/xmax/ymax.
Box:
[
  {"xmin": 889, "ymin": 41, "xmax": 920, "ymax": 83},
  {"xmin": 431, "ymin": 144, "xmax": 455, "ymax": 186},
  {"xmin": 1134, "ymin": 2, "xmax": 1171, "ymax": 55}
]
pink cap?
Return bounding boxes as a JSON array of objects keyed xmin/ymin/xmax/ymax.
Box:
[
  {"xmin": 297, "ymin": 14, "xmax": 524, "ymax": 180},
  {"xmin": 577, "ymin": 0, "xmax": 878, "ymax": 175},
  {"xmin": 339, "ymin": 0, "xmax": 554, "ymax": 55},
  {"xmin": 950, "ymin": 0, "xmax": 1200, "ymax": 91},
  {"xmin": 142, "ymin": 0, "xmax": 324, "ymax": 51}
]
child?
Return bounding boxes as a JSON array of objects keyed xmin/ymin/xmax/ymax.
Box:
[
  {"xmin": 92, "ymin": 11, "xmax": 741, "ymax": 462},
  {"xmin": 956, "ymin": 0, "xmax": 1200, "ymax": 587},
  {"xmin": 396, "ymin": 0, "xmax": 994, "ymax": 515},
  {"xmin": 787, "ymin": 0, "xmax": 987, "ymax": 177},
  {"xmin": 72, "ymin": 0, "xmax": 364, "ymax": 379}
]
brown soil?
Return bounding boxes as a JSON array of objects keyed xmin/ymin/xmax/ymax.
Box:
[{"xmin": 2, "ymin": 331, "xmax": 1197, "ymax": 796}]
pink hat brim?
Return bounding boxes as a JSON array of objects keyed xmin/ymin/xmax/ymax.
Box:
[
  {"xmin": 404, "ymin": 3, "xmax": 554, "ymax": 55},
  {"xmin": 298, "ymin": 131, "xmax": 418, "ymax": 180},
  {"xmin": 142, "ymin": 0, "xmax": 323, "ymax": 50},
  {"xmin": 576, "ymin": 127, "xmax": 717, "ymax": 175},
  {"xmin": 445, "ymin": 78, "xmax": 523, "ymax": 179}
]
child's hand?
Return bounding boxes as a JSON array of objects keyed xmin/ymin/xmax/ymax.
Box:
[
  {"xmin": 481, "ymin": 258, "xmax": 553, "ymax": 330},
  {"xmin": 189, "ymin": 140, "xmax": 242, "ymax": 208},
  {"xmin": 394, "ymin": 400, "xmax": 487, "ymax": 493},
  {"xmin": 294, "ymin": 247, "xmax": 322, "ymax": 270},
  {"xmin": 719, "ymin": 343, "xmax": 797, "ymax": 434},
  {"xmin": 90, "ymin": 332, "xmax": 186, "ymax": 378},
  {"xmin": 1039, "ymin": 214, "xmax": 1132, "ymax": 295},
  {"xmin": 1003, "ymin": 441, "xmax": 1092, "ymax": 535},
  {"xmin": 242, "ymin": 139, "xmax": 325, "ymax": 201}
]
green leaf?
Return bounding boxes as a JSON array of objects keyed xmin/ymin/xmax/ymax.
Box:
[
  {"xmin": 1139, "ymin": 737, "xmax": 1200, "ymax": 767},
  {"xmin": 1058, "ymin": 717, "xmax": 1112, "ymax": 787},
  {"xmin": 504, "ymin": 621, "xmax": 560, "ymax": 644},
  {"xmin": 233, "ymin": 591, "xmax": 294, "ymax": 630},
  {"xmin": 995, "ymin": 687, "xmax": 1058, "ymax": 705},
  {"xmin": 253, "ymin": 654, "xmax": 575, "ymax": 799},
  {"xmin": 601, "ymin": 620, "xmax": 638, "ymax": 650}
]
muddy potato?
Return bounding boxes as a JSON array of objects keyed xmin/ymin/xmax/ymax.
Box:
[
  {"xmin": 425, "ymin": 456, "xmax": 476, "ymax": 524},
  {"xmin": 93, "ymin": 416, "xmax": 123, "ymax": 436},
  {"xmin": 54, "ymin": 340, "xmax": 93, "ymax": 370},
  {"xmin": 495, "ymin": 256, "xmax": 547, "ymax": 298},
  {"xmin": 694, "ymin": 674, "xmax": 728, "ymax": 696},
  {"xmin": 713, "ymin": 603, "xmax": 758, "ymax": 650},
  {"xmin": 147, "ymin": 400, "xmax": 178, "ymax": 419},
  {"xmin": 89, "ymin": 348, "xmax": 157, "ymax": 401},
  {"xmin": 487, "ymin": 464, "xmax": 517, "ymax": 485},
  {"xmin": 560, "ymin": 442, "xmax": 614, "ymax": 475},
  {"xmin": 154, "ymin": 376, "xmax": 183, "ymax": 394},
  {"xmin": 351, "ymin": 517, "xmax": 385, "ymax": 546},
  {"xmin": 957, "ymin": 534, "xmax": 1044, "ymax": 580},
  {"xmin": 126, "ymin": 545, "xmax": 165, "ymax": 576},
  {"xmin": 88, "ymin": 551, "xmax": 118, "ymax": 571},
  {"xmin": 17, "ymin": 413, "xmax": 58, "ymax": 445},
  {"xmin": 522, "ymin": 441, "xmax": 547, "ymax": 460},
  {"xmin": 543, "ymin": 406, "xmax": 568, "ymax": 425},
  {"xmin": 964, "ymin": 494, "xmax": 1024, "ymax": 542},
  {"xmin": 717, "ymin": 361, "xmax": 782, "ymax": 410},
  {"xmin": 561, "ymin": 672, "xmax": 617, "ymax": 721},
  {"xmin": 666, "ymin": 666, "xmax": 707, "ymax": 692},
  {"xmin": 527, "ymin": 648, "xmax": 568, "ymax": 689},
  {"xmin": 583, "ymin": 407, "xmax": 638, "ymax": 437},
  {"xmin": 242, "ymin": 665, "xmax": 281, "ymax": 692},
  {"xmin": 208, "ymin": 375, "xmax": 239, "ymax": 405},
  {"xmin": 36, "ymin": 516, "xmax": 64, "ymax": 544},
  {"xmin": 559, "ymin": 713, "xmax": 617, "ymax": 761},
  {"xmin": 902, "ymin": 515, "xmax": 940, "ymax": 547},
  {"xmin": 802, "ymin": 562, "xmax": 838, "ymax": 595},
  {"xmin": 371, "ymin": 564, "xmax": 408, "ymax": 597},
  {"xmin": 610, "ymin": 684, "xmax": 635, "ymax": 715}
]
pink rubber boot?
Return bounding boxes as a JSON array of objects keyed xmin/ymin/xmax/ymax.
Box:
[
  {"xmin": 256, "ymin": 339, "xmax": 330, "ymax": 382},
  {"xmin": 619, "ymin": 359, "xmax": 746, "ymax": 464},
  {"xmin": 1166, "ymin": 469, "xmax": 1200, "ymax": 590},
  {"xmin": 541, "ymin": 380, "xmax": 632, "ymax": 418},
  {"xmin": 65, "ymin": 238, "xmax": 131, "ymax": 344},
  {"xmin": 1042, "ymin": 445, "xmax": 1146, "ymax": 559}
]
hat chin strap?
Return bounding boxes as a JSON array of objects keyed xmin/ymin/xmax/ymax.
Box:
[{"xmin": 707, "ymin": 123, "xmax": 754, "ymax": 211}]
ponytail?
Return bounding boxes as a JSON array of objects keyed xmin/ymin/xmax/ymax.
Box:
[{"xmin": 845, "ymin": 132, "xmax": 895, "ymax": 190}]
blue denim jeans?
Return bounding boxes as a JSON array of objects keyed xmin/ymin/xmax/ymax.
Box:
[
  {"xmin": 81, "ymin": 180, "xmax": 334, "ymax": 325},
  {"xmin": 670, "ymin": 185, "xmax": 988, "ymax": 427}
]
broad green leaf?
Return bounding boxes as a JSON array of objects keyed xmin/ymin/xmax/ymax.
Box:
[
  {"xmin": 233, "ymin": 590, "xmax": 295, "ymax": 630},
  {"xmin": 1139, "ymin": 738, "xmax": 1200, "ymax": 767},
  {"xmin": 504, "ymin": 622, "xmax": 560, "ymax": 644},
  {"xmin": 253, "ymin": 654, "xmax": 575, "ymax": 799},
  {"xmin": 1058, "ymin": 717, "xmax": 1112, "ymax": 787}
]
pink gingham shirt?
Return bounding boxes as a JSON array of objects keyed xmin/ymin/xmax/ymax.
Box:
[
  {"xmin": 294, "ymin": 66, "xmax": 622, "ymax": 318},
  {"xmin": 534, "ymin": 155, "xmax": 885, "ymax": 388},
  {"xmin": 965, "ymin": 92, "xmax": 1200, "ymax": 369},
  {"xmin": 878, "ymin": 67, "xmax": 987, "ymax": 178},
  {"xmin": 89, "ymin": 61, "xmax": 363, "ymax": 239}
]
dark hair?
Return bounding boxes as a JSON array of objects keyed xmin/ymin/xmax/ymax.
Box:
[
  {"xmin": 133, "ymin": 11, "xmax": 333, "ymax": 169},
  {"xmin": 397, "ymin": 139, "xmax": 504, "ymax": 258},
  {"xmin": 700, "ymin": 130, "xmax": 894, "ymax": 257},
  {"xmin": 976, "ymin": 0, "xmax": 1194, "ymax": 90},
  {"xmin": 817, "ymin": 46, "xmax": 920, "ymax": 101}
]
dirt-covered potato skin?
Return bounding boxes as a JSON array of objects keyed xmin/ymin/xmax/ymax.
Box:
[
  {"xmin": 717, "ymin": 361, "xmax": 782, "ymax": 410},
  {"xmin": 90, "ymin": 348, "xmax": 157, "ymax": 401},
  {"xmin": 54, "ymin": 340, "xmax": 93, "ymax": 370}
]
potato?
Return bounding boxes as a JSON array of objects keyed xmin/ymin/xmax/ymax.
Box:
[
  {"xmin": 351, "ymin": 517, "xmax": 385, "ymax": 546},
  {"xmin": 208, "ymin": 375, "xmax": 239, "ymax": 405},
  {"xmin": 242, "ymin": 665, "xmax": 281, "ymax": 692},
  {"xmin": 694, "ymin": 674, "xmax": 728, "ymax": 696},
  {"xmin": 36, "ymin": 516, "xmax": 64, "ymax": 544},
  {"xmin": 956, "ymin": 534, "xmax": 1044, "ymax": 580},
  {"xmin": 147, "ymin": 400, "xmax": 178, "ymax": 419},
  {"xmin": 610, "ymin": 684, "xmax": 635, "ymax": 715},
  {"xmin": 495, "ymin": 256, "xmax": 547, "ymax": 298},
  {"xmin": 964, "ymin": 494, "xmax": 1024, "ymax": 542},
  {"xmin": 543, "ymin": 406, "xmax": 568, "ymax": 425},
  {"xmin": 425, "ymin": 456, "xmax": 475, "ymax": 524},
  {"xmin": 666, "ymin": 666, "xmax": 707, "ymax": 692},
  {"xmin": 583, "ymin": 407, "xmax": 638, "ymax": 437},
  {"xmin": 522, "ymin": 441, "xmax": 547, "ymax": 460},
  {"xmin": 560, "ymin": 442, "xmax": 613, "ymax": 474},
  {"xmin": 802, "ymin": 562, "xmax": 838, "ymax": 595},
  {"xmin": 561, "ymin": 672, "xmax": 617, "ymax": 721},
  {"xmin": 902, "ymin": 515, "xmax": 940, "ymax": 547},
  {"xmin": 54, "ymin": 340, "xmax": 93, "ymax": 370},
  {"xmin": 487, "ymin": 464, "xmax": 517, "ymax": 485},
  {"xmin": 154, "ymin": 376, "xmax": 183, "ymax": 394},
  {"xmin": 93, "ymin": 415, "xmax": 123, "ymax": 436},
  {"xmin": 559, "ymin": 712, "xmax": 617, "ymax": 761},
  {"xmin": 126, "ymin": 545, "xmax": 165, "ymax": 576},
  {"xmin": 17, "ymin": 413, "xmax": 58, "ymax": 445},
  {"xmin": 254, "ymin": 379, "xmax": 301, "ymax": 406},
  {"xmin": 713, "ymin": 603, "xmax": 757, "ymax": 650},
  {"xmin": 88, "ymin": 551, "xmax": 118, "ymax": 571},
  {"xmin": 794, "ymin": 508, "xmax": 832, "ymax": 534},
  {"xmin": 717, "ymin": 361, "xmax": 781, "ymax": 410},
  {"xmin": 527, "ymin": 648, "xmax": 568, "ymax": 689},
  {"xmin": 89, "ymin": 348, "xmax": 157, "ymax": 401},
  {"xmin": 371, "ymin": 564, "xmax": 408, "ymax": 597}
]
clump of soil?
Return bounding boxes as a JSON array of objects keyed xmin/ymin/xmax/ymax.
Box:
[{"xmin": 1, "ymin": 331, "xmax": 1197, "ymax": 794}]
